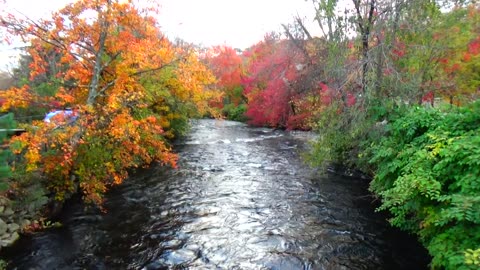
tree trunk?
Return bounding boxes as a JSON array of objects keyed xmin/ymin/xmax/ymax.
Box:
[
  {"xmin": 87, "ymin": 0, "xmax": 111, "ymax": 106},
  {"xmin": 353, "ymin": 0, "xmax": 376, "ymax": 94}
]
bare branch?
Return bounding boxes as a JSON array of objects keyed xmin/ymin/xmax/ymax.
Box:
[{"xmin": 295, "ymin": 16, "xmax": 313, "ymax": 40}]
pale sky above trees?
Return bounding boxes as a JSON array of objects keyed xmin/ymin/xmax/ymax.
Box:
[
  {"xmin": 157, "ymin": 0, "xmax": 317, "ymax": 48},
  {"xmin": 0, "ymin": 0, "xmax": 319, "ymax": 70}
]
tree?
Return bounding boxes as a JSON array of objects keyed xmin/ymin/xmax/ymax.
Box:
[
  {"xmin": 0, "ymin": 0, "xmax": 217, "ymax": 204},
  {"xmin": 242, "ymin": 35, "xmax": 318, "ymax": 129},
  {"xmin": 203, "ymin": 46, "xmax": 244, "ymax": 104},
  {"xmin": 201, "ymin": 45, "xmax": 246, "ymax": 120}
]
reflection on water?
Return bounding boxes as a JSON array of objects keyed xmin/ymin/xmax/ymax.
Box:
[{"xmin": 2, "ymin": 119, "xmax": 429, "ymax": 269}]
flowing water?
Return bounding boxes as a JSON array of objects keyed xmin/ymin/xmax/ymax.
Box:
[{"xmin": 3, "ymin": 119, "xmax": 429, "ymax": 269}]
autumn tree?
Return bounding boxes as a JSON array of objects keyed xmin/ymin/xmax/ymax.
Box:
[
  {"xmin": 0, "ymin": 0, "xmax": 217, "ymax": 204},
  {"xmin": 203, "ymin": 45, "xmax": 244, "ymax": 104},
  {"xmin": 242, "ymin": 34, "xmax": 319, "ymax": 129},
  {"xmin": 430, "ymin": 5, "xmax": 480, "ymax": 103}
]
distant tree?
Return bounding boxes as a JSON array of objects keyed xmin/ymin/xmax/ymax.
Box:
[
  {"xmin": 0, "ymin": 72, "xmax": 13, "ymax": 90},
  {"xmin": 203, "ymin": 45, "xmax": 244, "ymax": 106},
  {"xmin": 242, "ymin": 35, "xmax": 319, "ymax": 129}
]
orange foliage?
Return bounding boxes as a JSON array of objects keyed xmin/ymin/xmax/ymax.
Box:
[
  {"xmin": 203, "ymin": 45, "xmax": 244, "ymax": 106},
  {"xmin": 1, "ymin": 0, "xmax": 216, "ymax": 204}
]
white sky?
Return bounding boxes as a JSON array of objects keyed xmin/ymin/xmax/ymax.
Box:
[
  {"xmin": 157, "ymin": 0, "xmax": 318, "ymax": 49},
  {"xmin": 0, "ymin": 0, "xmax": 320, "ymax": 71}
]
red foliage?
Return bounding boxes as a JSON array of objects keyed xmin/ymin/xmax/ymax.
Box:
[
  {"xmin": 468, "ymin": 37, "xmax": 480, "ymax": 55},
  {"xmin": 439, "ymin": 58, "xmax": 449, "ymax": 64},
  {"xmin": 286, "ymin": 112, "xmax": 312, "ymax": 130},
  {"xmin": 392, "ymin": 41, "xmax": 406, "ymax": 59},
  {"xmin": 346, "ymin": 93, "xmax": 356, "ymax": 107},
  {"xmin": 203, "ymin": 45, "xmax": 243, "ymax": 106},
  {"xmin": 422, "ymin": 91, "xmax": 434, "ymax": 104},
  {"xmin": 242, "ymin": 39, "xmax": 306, "ymax": 128},
  {"xmin": 319, "ymin": 82, "xmax": 332, "ymax": 105}
]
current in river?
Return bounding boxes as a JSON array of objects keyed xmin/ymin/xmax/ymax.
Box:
[{"xmin": 3, "ymin": 119, "xmax": 429, "ymax": 269}]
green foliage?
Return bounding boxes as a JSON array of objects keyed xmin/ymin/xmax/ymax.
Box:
[
  {"xmin": 365, "ymin": 102, "xmax": 480, "ymax": 269},
  {"xmin": 0, "ymin": 113, "xmax": 16, "ymax": 192},
  {"xmin": 140, "ymin": 67, "xmax": 197, "ymax": 138},
  {"xmin": 308, "ymin": 103, "xmax": 350, "ymax": 167},
  {"xmin": 307, "ymin": 101, "xmax": 374, "ymax": 170},
  {"xmin": 465, "ymin": 248, "xmax": 480, "ymax": 266},
  {"xmin": 222, "ymin": 103, "xmax": 248, "ymax": 122},
  {"xmin": 9, "ymin": 54, "xmax": 60, "ymax": 123}
]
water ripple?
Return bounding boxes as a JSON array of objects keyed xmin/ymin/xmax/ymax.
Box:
[{"xmin": 2, "ymin": 119, "xmax": 429, "ymax": 270}]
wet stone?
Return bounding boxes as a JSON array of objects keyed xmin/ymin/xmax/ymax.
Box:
[
  {"xmin": 7, "ymin": 223, "xmax": 20, "ymax": 233},
  {"xmin": 0, "ymin": 218, "xmax": 7, "ymax": 235},
  {"xmin": 20, "ymin": 219, "xmax": 31, "ymax": 228},
  {"xmin": 0, "ymin": 231, "xmax": 19, "ymax": 247},
  {"xmin": 2, "ymin": 207, "xmax": 14, "ymax": 216},
  {"xmin": 0, "ymin": 197, "xmax": 8, "ymax": 206},
  {"xmin": 0, "ymin": 232, "xmax": 9, "ymax": 240}
]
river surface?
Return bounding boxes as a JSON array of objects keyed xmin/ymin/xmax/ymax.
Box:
[{"xmin": 3, "ymin": 119, "xmax": 429, "ymax": 269}]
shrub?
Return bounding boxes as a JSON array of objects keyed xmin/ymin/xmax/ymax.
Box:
[
  {"xmin": 366, "ymin": 102, "xmax": 480, "ymax": 269},
  {"xmin": 222, "ymin": 103, "xmax": 248, "ymax": 122}
]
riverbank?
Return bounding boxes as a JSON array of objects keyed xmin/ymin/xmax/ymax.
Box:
[
  {"xmin": 309, "ymin": 101, "xmax": 480, "ymax": 269},
  {"xmin": 0, "ymin": 197, "xmax": 22, "ymax": 249},
  {"xmin": 0, "ymin": 182, "xmax": 62, "ymax": 260}
]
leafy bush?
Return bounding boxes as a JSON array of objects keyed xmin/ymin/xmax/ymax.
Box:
[
  {"xmin": 308, "ymin": 102, "xmax": 373, "ymax": 170},
  {"xmin": 0, "ymin": 113, "xmax": 16, "ymax": 191},
  {"xmin": 222, "ymin": 103, "xmax": 248, "ymax": 122},
  {"xmin": 365, "ymin": 102, "xmax": 480, "ymax": 269}
]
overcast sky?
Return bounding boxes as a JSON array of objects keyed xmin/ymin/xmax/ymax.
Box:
[
  {"xmin": 0, "ymin": 0, "xmax": 319, "ymax": 70},
  {"xmin": 157, "ymin": 0, "xmax": 318, "ymax": 48}
]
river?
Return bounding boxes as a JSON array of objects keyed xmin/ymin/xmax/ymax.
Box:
[{"xmin": 2, "ymin": 119, "xmax": 429, "ymax": 269}]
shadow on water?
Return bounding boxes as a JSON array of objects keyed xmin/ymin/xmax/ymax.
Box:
[{"xmin": 2, "ymin": 119, "xmax": 430, "ymax": 269}]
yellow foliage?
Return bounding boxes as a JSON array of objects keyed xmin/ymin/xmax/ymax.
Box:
[{"xmin": 0, "ymin": 0, "xmax": 220, "ymax": 205}]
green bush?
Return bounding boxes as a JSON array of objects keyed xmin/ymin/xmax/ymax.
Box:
[
  {"xmin": 222, "ymin": 103, "xmax": 248, "ymax": 122},
  {"xmin": 365, "ymin": 102, "xmax": 480, "ymax": 269},
  {"xmin": 307, "ymin": 102, "xmax": 374, "ymax": 170},
  {"xmin": 0, "ymin": 113, "xmax": 16, "ymax": 191}
]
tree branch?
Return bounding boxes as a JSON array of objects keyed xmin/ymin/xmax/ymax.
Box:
[{"xmin": 295, "ymin": 16, "xmax": 313, "ymax": 40}]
